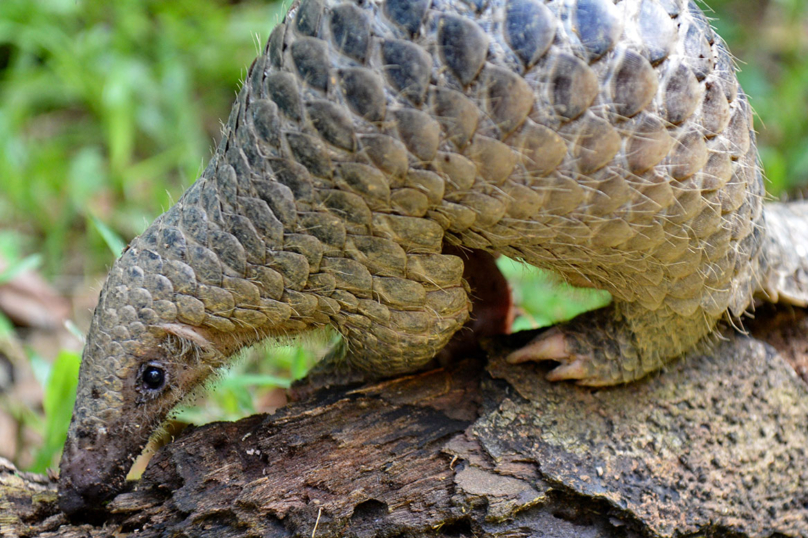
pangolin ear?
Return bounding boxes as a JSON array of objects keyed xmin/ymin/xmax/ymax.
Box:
[
  {"xmin": 158, "ymin": 324, "xmax": 222, "ymax": 363},
  {"xmin": 159, "ymin": 323, "xmax": 215, "ymax": 350}
]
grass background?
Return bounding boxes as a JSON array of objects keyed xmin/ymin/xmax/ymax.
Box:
[{"xmin": 0, "ymin": 0, "xmax": 806, "ymax": 472}]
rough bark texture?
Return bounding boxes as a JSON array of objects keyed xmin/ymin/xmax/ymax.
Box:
[{"xmin": 3, "ymin": 312, "xmax": 807, "ymax": 538}]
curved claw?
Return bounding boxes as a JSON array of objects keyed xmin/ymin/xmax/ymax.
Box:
[
  {"xmin": 506, "ymin": 326, "xmax": 626, "ymax": 385},
  {"xmin": 506, "ymin": 327, "xmax": 569, "ymax": 364},
  {"xmin": 506, "ymin": 328, "xmax": 605, "ymax": 385},
  {"xmin": 545, "ymin": 358, "xmax": 589, "ymax": 382}
]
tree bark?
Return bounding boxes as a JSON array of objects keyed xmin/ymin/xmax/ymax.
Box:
[{"xmin": 2, "ymin": 307, "xmax": 807, "ymax": 538}]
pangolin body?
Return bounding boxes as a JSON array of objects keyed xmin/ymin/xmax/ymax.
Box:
[{"xmin": 58, "ymin": 0, "xmax": 808, "ymax": 515}]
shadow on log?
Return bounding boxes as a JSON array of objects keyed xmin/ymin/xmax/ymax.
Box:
[{"xmin": 2, "ymin": 308, "xmax": 808, "ymax": 537}]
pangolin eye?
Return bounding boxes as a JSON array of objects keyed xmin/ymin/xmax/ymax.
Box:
[{"xmin": 142, "ymin": 365, "xmax": 166, "ymax": 391}]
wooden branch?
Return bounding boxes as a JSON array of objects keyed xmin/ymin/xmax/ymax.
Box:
[{"xmin": 2, "ymin": 309, "xmax": 807, "ymax": 537}]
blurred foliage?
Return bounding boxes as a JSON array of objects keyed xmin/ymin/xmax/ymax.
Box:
[
  {"xmin": 497, "ymin": 257, "xmax": 611, "ymax": 331},
  {"xmin": 174, "ymin": 343, "xmax": 315, "ymax": 425},
  {"xmin": 0, "ymin": 0, "xmax": 807, "ymax": 472},
  {"xmin": 705, "ymin": 0, "xmax": 808, "ymax": 195},
  {"xmin": 0, "ymin": 0, "xmax": 286, "ymax": 276}
]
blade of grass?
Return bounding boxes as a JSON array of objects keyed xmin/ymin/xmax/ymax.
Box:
[
  {"xmin": 29, "ymin": 349, "xmax": 81, "ymax": 472},
  {"xmin": 89, "ymin": 213, "xmax": 126, "ymax": 256}
]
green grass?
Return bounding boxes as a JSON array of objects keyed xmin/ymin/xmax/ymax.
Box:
[
  {"xmin": 0, "ymin": 0, "xmax": 287, "ymax": 276},
  {"xmin": 0, "ymin": 0, "xmax": 291, "ymax": 472},
  {"xmin": 1, "ymin": 0, "xmax": 807, "ymax": 473},
  {"xmin": 28, "ymin": 349, "xmax": 81, "ymax": 473}
]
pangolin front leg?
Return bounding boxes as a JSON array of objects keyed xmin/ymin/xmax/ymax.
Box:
[{"xmin": 508, "ymin": 302, "xmax": 717, "ymax": 386}]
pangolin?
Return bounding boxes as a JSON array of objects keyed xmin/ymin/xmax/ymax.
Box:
[{"xmin": 58, "ymin": 0, "xmax": 808, "ymax": 515}]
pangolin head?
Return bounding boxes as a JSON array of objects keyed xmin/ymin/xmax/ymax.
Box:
[
  {"xmin": 58, "ymin": 246, "xmax": 228, "ymax": 515},
  {"xmin": 56, "ymin": 195, "xmax": 277, "ymax": 515}
]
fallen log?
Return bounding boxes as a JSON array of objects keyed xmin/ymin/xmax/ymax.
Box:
[{"xmin": 2, "ymin": 310, "xmax": 807, "ymax": 537}]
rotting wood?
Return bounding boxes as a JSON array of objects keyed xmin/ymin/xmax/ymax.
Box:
[{"xmin": 2, "ymin": 309, "xmax": 807, "ymax": 538}]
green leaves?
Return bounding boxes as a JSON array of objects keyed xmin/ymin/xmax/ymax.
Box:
[
  {"xmin": 29, "ymin": 349, "xmax": 81, "ymax": 473},
  {"xmin": 0, "ymin": 0, "xmax": 284, "ymax": 275}
]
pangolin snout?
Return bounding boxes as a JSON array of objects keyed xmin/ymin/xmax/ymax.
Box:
[{"xmin": 58, "ymin": 431, "xmax": 133, "ymax": 516}]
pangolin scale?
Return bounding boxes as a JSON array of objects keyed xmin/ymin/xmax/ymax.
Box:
[{"xmin": 58, "ymin": 0, "xmax": 808, "ymax": 515}]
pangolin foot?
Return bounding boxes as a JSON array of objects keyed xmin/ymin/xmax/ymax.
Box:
[
  {"xmin": 506, "ymin": 327, "xmax": 614, "ymax": 386},
  {"xmin": 506, "ymin": 308, "xmax": 647, "ymax": 387}
]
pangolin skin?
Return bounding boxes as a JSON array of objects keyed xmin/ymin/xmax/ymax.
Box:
[{"xmin": 58, "ymin": 0, "xmax": 808, "ymax": 514}]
